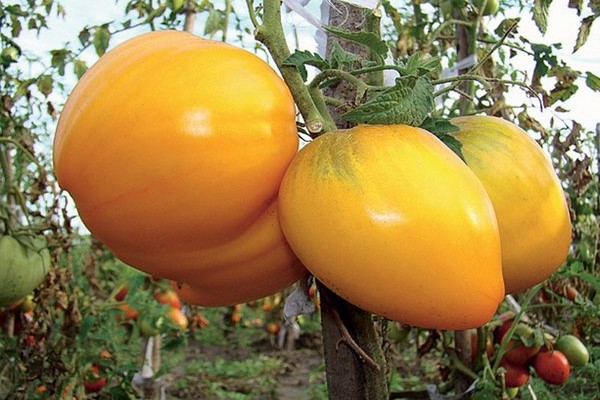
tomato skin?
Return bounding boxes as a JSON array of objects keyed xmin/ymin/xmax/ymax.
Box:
[
  {"xmin": 494, "ymin": 313, "xmax": 515, "ymax": 343},
  {"xmin": 138, "ymin": 314, "xmax": 161, "ymax": 337},
  {"xmin": 83, "ymin": 365, "xmax": 107, "ymax": 393},
  {"xmin": 502, "ymin": 324, "xmax": 541, "ymax": 365},
  {"xmin": 53, "ymin": 30, "xmax": 305, "ymax": 305},
  {"xmin": 500, "ymin": 358, "xmax": 530, "ymax": 388},
  {"xmin": 265, "ymin": 322, "xmax": 281, "ymax": 336},
  {"xmin": 154, "ymin": 289, "xmax": 181, "ymax": 309},
  {"xmin": 0, "ymin": 236, "xmax": 51, "ymax": 306},
  {"xmin": 279, "ymin": 124, "xmax": 504, "ymax": 330},
  {"xmin": 114, "ymin": 285, "xmax": 128, "ymax": 302},
  {"xmin": 166, "ymin": 307, "xmax": 188, "ymax": 330},
  {"xmin": 556, "ymin": 334, "xmax": 589, "ymax": 367},
  {"xmin": 533, "ymin": 350, "xmax": 571, "ymax": 385},
  {"xmin": 116, "ymin": 303, "xmax": 138, "ymax": 321},
  {"xmin": 450, "ymin": 116, "xmax": 572, "ymax": 294}
]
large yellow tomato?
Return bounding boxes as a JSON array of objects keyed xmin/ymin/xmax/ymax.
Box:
[
  {"xmin": 450, "ymin": 116, "xmax": 572, "ymax": 293},
  {"xmin": 278, "ymin": 124, "xmax": 505, "ymax": 330},
  {"xmin": 53, "ymin": 30, "xmax": 305, "ymax": 305}
]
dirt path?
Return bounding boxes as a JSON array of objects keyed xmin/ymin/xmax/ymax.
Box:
[{"xmin": 274, "ymin": 349, "xmax": 324, "ymax": 399}]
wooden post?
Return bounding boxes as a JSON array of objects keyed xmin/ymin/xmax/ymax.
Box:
[{"xmin": 318, "ymin": 2, "xmax": 388, "ymax": 399}]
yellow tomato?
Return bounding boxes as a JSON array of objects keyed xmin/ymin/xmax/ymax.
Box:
[
  {"xmin": 171, "ymin": 202, "xmax": 305, "ymax": 306},
  {"xmin": 53, "ymin": 30, "xmax": 305, "ymax": 305},
  {"xmin": 450, "ymin": 116, "xmax": 572, "ymax": 293},
  {"xmin": 278, "ymin": 124, "xmax": 504, "ymax": 330}
]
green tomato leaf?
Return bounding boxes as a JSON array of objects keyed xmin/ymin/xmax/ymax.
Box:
[
  {"xmin": 78, "ymin": 28, "xmax": 90, "ymax": 46},
  {"xmin": 342, "ymin": 75, "xmax": 435, "ymax": 126},
  {"xmin": 579, "ymin": 271, "xmax": 600, "ymax": 291},
  {"xmin": 323, "ymin": 25, "xmax": 389, "ymax": 59},
  {"xmin": 73, "ymin": 59, "xmax": 88, "ymax": 79},
  {"xmin": 282, "ymin": 50, "xmax": 330, "ymax": 82},
  {"xmin": 50, "ymin": 49, "xmax": 68, "ymax": 75},
  {"xmin": 548, "ymin": 82, "xmax": 579, "ymax": 106},
  {"xmin": 574, "ymin": 15, "xmax": 597, "ymax": 52},
  {"xmin": 585, "ymin": 71, "xmax": 600, "ymax": 92},
  {"xmin": 420, "ymin": 117, "xmax": 465, "ymax": 161},
  {"xmin": 37, "ymin": 74, "xmax": 53, "ymax": 96},
  {"xmin": 399, "ymin": 52, "xmax": 441, "ymax": 77},
  {"xmin": 204, "ymin": 8, "xmax": 226, "ymax": 37},
  {"xmin": 330, "ymin": 41, "xmax": 361, "ymax": 70},
  {"xmin": 532, "ymin": 0, "xmax": 551, "ymax": 34},
  {"xmin": 92, "ymin": 25, "xmax": 111, "ymax": 56},
  {"xmin": 494, "ymin": 17, "xmax": 521, "ymax": 37}
]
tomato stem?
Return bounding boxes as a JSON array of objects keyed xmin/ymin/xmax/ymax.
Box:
[
  {"xmin": 435, "ymin": 19, "xmax": 520, "ymax": 99},
  {"xmin": 448, "ymin": 347, "xmax": 480, "ymax": 381},
  {"xmin": 253, "ymin": 0, "xmax": 336, "ymax": 136}
]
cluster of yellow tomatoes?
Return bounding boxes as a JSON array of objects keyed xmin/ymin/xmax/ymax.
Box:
[{"xmin": 52, "ymin": 30, "xmax": 571, "ymax": 330}]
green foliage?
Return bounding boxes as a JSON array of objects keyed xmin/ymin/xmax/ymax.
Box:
[
  {"xmin": 283, "ymin": 50, "xmax": 330, "ymax": 82},
  {"xmin": 532, "ymin": 0, "xmax": 551, "ymax": 33},
  {"xmin": 342, "ymin": 75, "xmax": 435, "ymax": 125},
  {"xmin": 419, "ymin": 117, "xmax": 465, "ymax": 160},
  {"xmin": 92, "ymin": 24, "xmax": 111, "ymax": 56},
  {"xmin": 585, "ymin": 71, "xmax": 600, "ymax": 91}
]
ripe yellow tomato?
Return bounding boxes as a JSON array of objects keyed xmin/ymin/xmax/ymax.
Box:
[
  {"xmin": 53, "ymin": 30, "xmax": 305, "ymax": 305},
  {"xmin": 171, "ymin": 202, "xmax": 305, "ymax": 306},
  {"xmin": 450, "ymin": 116, "xmax": 572, "ymax": 293},
  {"xmin": 279, "ymin": 124, "xmax": 504, "ymax": 330}
]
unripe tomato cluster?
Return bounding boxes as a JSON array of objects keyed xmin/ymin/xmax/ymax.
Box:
[
  {"xmin": 53, "ymin": 30, "xmax": 571, "ymax": 330},
  {"xmin": 493, "ymin": 315, "xmax": 590, "ymax": 391}
]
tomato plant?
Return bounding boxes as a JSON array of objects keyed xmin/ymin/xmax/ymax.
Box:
[
  {"xmin": 533, "ymin": 350, "xmax": 571, "ymax": 385},
  {"xmin": 52, "ymin": 30, "xmax": 306, "ymax": 306},
  {"xmin": 450, "ymin": 116, "xmax": 572, "ymax": 294},
  {"xmin": 278, "ymin": 124, "xmax": 504, "ymax": 329}
]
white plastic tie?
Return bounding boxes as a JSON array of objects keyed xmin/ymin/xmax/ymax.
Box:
[{"xmin": 282, "ymin": 0, "xmax": 323, "ymax": 29}]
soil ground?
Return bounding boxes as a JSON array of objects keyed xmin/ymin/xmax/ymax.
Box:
[{"xmin": 162, "ymin": 332, "xmax": 326, "ymax": 399}]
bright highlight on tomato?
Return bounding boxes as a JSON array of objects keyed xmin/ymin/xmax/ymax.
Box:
[
  {"xmin": 450, "ymin": 116, "xmax": 572, "ymax": 294},
  {"xmin": 278, "ymin": 124, "xmax": 505, "ymax": 330},
  {"xmin": 53, "ymin": 30, "xmax": 305, "ymax": 306}
]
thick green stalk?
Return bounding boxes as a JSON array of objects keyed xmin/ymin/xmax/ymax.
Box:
[{"xmin": 254, "ymin": 0, "xmax": 335, "ymax": 135}]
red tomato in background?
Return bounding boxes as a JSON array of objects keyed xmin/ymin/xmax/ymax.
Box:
[
  {"xmin": 502, "ymin": 324, "xmax": 541, "ymax": 365},
  {"xmin": 501, "ymin": 358, "xmax": 530, "ymax": 388},
  {"xmin": 83, "ymin": 364, "xmax": 107, "ymax": 393},
  {"xmin": 533, "ymin": 350, "xmax": 571, "ymax": 385}
]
